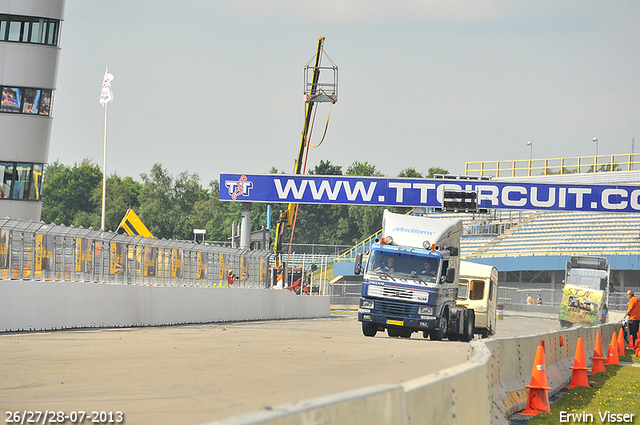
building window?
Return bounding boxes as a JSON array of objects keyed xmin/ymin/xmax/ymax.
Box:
[
  {"xmin": 0, "ymin": 14, "xmax": 60, "ymax": 46},
  {"xmin": 0, "ymin": 162, "xmax": 44, "ymax": 201},
  {"xmin": 1, "ymin": 87, "xmax": 21, "ymax": 113},
  {"xmin": 30, "ymin": 164, "xmax": 43, "ymax": 201},
  {"xmin": 0, "ymin": 162, "xmax": 14, "ymax": 199},
  {"xmin": 1, "ymin": 86, "xmax": 52, "ymax": 116}
]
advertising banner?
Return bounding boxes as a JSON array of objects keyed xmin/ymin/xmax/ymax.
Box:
[
  {"xmin": 171, "ymin": 249, "xmax": 183, "ymax": 278},
  {"xmin": 0, "ymin": 229, "xmax": 9, "ymax": 270},
  {"xmin": 144, "ymin": 246, "xmax": 156, "ymax": 277},
  {"xmin": 260, "ymin": 257, "xmax": 267, "ymax": 283},
  {"xmin": 240, "ymin": 256, "xmax": 248, "ymax": 281},
  {"xmin": 110, "ymin": 242, "xmax": 125, "ymax": 274},
  {"xmin": 75, "ymin": 238, "xmax": 93, "ymax": 273},
  {"xmin": 35, "ymin": 234, "xmax": 53, "ymax": 272},
  {"xmin": 218, "ymin": 253, "xmax": 228, "ymax": 285},
  {"xmin": 220, "ymin": 173, "xmax": 640, "ymax": 213},
  {"xmin": 196, "ymin": 252, "xmax": 207, "ymax": 280}
]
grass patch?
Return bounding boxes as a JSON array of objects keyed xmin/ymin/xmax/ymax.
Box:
[
  {"xmin": 622, "ymin": 350, "xmax": 640, "ymax": 364},
  {"xmin": 525, "ymin": 356, "xmax": 640, "ymax": 425}
]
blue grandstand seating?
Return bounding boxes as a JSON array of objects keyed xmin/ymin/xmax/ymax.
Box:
[{"xmin": 462, "ymin": 210, "xmax": 640, "ymax": 258}]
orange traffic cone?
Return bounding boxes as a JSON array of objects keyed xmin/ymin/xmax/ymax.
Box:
[
  {"xmin": 606, "ymin": 333, "xmax": 619, "ymax": 365},
  {"xmin": 636, "ymin": 348, "xmax": 640, "ymax": 358},
  {"xmin": 590, "ymin": 332, "xmax": 607, "ymax": 375},
  {"xmin": 568, "ymin": 338, "xmax": 590, "ymax": 388},
  {"xmin": 617, "ymin": 329, "xmax": 626, "ymax": 357},
  {"xmin": 519, "ymin": 345, "xmax": 552, "ymax": 415}
]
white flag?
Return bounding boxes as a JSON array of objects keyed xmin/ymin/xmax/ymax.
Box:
[{"xmin": 100, "ymin": 68, "xmax": 114, "ymax": 105}]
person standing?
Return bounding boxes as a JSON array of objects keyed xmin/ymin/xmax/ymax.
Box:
[
  {"xmin": 526, "ymin": 294, "xmax": 534, "ymax": 305},
  {"xmin": 622, "ymin": 290, "xmax": 640, "ymax": 345},
  {"xmin": 227, "ymin": 269, "xmax": 238, "ymax": 286}
]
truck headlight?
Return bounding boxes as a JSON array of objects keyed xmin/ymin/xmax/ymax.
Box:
[
  {"xmin": 418, "ymin": 306, "xmax": 433, "ymax": 315},
  {"xmin": 361, "ymin": 299, "xmax": 374, "ymax": 309}
]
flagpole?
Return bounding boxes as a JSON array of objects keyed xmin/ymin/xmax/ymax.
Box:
[
  {"xmin": 101, "ymin": 99, "xmax": 107, "ymax": 230},
  {"xmin": 100, "ymin": 65, "xmax": 110, "ymax": 231}
]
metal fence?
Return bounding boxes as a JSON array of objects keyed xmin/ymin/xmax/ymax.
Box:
[
  {"xmin": 329, "ymin": 279, "xmax": 639, "ymax": 312},
  {"xmin": 0, "ymin": 218, "xmax": 271, "ymax": 288},
  {"xmin": 497, "ymin": 286, "xmax": 639, "ymax": 311}
]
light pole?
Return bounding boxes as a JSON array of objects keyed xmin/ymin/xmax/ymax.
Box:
[
  {"xmin": 593, "ymin": 137, "xmax": 598, "ymax": 173},
  {"xmin": 527, "ymin": 141, "xmax": 532, "ymax": 176}
]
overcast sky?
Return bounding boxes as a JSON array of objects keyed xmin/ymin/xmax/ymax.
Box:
[{"xmin": 49, "ymin": 1, "xmax": 640, "ymax": 186}]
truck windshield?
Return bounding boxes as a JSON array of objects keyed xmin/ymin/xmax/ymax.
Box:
[
  {"xmin": 566, "ymin": 269, "xmax": 608, "ymax": 291},
  {"xmin": 367, "ymin": 252, "xmax": 439, "ymax": 284}
]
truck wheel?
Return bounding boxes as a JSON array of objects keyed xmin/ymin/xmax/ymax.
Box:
[
  {"xmin": 430, "ymin": 311, "xmax": 448, "ymax": 341},
  {"xmin": 479, "ymin": 328, "xmax": 489, "ymax": 339},
  {"xmin": 460, "ymin": 310, "xmax": 475, "ymax": 342},
  {"xmin": 362, "ymin": 322, "xmax": 377, "ymax": 337}
]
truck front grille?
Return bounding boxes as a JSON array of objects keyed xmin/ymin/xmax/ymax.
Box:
[{"xmin": 374, "ymin": 299, "xmax": 418, "ymax": 317}]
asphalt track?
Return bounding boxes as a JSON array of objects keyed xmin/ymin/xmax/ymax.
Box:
[{"xmin": 1, "ymin": 313, "xmax": 559, "ymax": 425}]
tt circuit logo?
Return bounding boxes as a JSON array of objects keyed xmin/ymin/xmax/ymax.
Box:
[{"xmin": 225, "ymin": 175, "xmax": 253, "ymax": 200}]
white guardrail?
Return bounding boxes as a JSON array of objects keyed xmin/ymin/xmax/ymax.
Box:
[{"xmin": 201, "ymin": 323, "xmax": 622, "ymax": 425}]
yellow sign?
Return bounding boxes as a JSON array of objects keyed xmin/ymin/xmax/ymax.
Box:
[{"xmin": 117, "ymin": 209, "xmax": 154, "ymax": 238}]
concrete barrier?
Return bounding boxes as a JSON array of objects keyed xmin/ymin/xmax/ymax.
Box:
[
  {"xmin": 201, "ymin": 322, "xmax": 622, "ymax": 425},
  {"xmin": 0, "ymin": 280, "xmax": 330, "ymax": 332},
  {"xmin": 203, "ymin": 385, "xmax": 406, "ymax": 425}
]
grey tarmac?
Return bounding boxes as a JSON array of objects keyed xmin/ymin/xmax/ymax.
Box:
[{"xmin": 0, "ymin": 313, "xmax": 559, "ymax": 425}]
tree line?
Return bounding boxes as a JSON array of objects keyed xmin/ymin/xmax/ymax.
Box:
[{"xmin": 41, "ymin": 159, "xmax": 448, "ymax": 252}]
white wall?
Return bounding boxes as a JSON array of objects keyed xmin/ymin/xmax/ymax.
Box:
[{"xmin": 0, "ymin": 280, "xmax": 330, "ymax": 332}]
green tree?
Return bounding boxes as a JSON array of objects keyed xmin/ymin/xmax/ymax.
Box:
[
  {"xmin": 189, "ymin": 180, "xmax": 240, "ymax": 243},
  {"xmin": 346, "ymin": 161, "xmax": 384, "ymax": 177},
  {"xmin": 427, "ymin": 167, "xmax": 449, "ymax": 178},
  {"xmin": 138, "ymin": 163, "xmax": 209, "ymax": 240},
  {"xmin": 294, "ymin": 160, "xmax": 348, "ymax": 246},
  {"xmin": 42, "ymin": 159, "xmax": 102, "ymax": 226},
  {"xmin": 343, "ymin": 160, "xmax": 385, "ymax": 244},
  {"xmin": 84, "ymin": 174, "xmax": 144, "ymax": 231},
  {"xmin": 398, "ymin": 167, "xmax": 423, "ymax": 178}
]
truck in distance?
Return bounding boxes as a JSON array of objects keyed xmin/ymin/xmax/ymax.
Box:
[
  {"xmin": 355, "ymin": 210, "xmax": 477, "ymax": 341},
  {"xmin": 559, "ymin": 256, "xmax": 610, "ymax": 327}
]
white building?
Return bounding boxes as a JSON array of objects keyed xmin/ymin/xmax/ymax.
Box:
[{"xmin": 0, "ymin": 0, "xmax": 65, "ymax": 221}]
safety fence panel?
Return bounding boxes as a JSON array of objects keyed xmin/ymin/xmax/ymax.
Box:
[{"xmin": 0, "ymin": 219, "xmax": 271, "ymax": 288}]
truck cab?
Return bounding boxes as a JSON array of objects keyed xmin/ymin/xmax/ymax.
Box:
[
  {"xmin": 356, "ymin": 210, "xmax": 476, "ymax": 341},
  {"xmin": 559, "ymin": 256, "xmax": 610, "ymax": 327}
]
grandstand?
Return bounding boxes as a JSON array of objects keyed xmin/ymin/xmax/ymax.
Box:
[{"xmin": 332, "ymin": 156, "xmax": 640, "ymax": 307}]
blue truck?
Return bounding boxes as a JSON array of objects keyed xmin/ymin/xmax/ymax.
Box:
[{"xmin": 355, "ymin": 210, "xmax": 476, "ymax": 341}]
